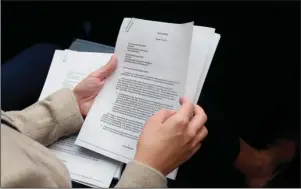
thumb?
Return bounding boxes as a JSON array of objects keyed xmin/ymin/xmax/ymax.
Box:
[{"xmin": 90, "ymin": 55, "xmax": 117, "ymax": 80}]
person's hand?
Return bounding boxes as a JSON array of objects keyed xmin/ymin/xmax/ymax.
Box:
[
  {"xmin": 73, "ymin": 55, "xmax": 117, "ymax": 117},
  {"xmin": 134, "ymin": 97, "xmax": 208, "ymax": 175}
]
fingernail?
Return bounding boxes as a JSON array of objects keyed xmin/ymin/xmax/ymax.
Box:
[
  {"xmin": 107, "ymin": 56, "xmax": 113, "ymax": 63},
  {"xmin": 179, "ymin": 96, "xmax": 184, "ymax": 105},
  {"xmin": 111, "ymin": 54, "xmax": 117, "ymax": 61},
  {"xmin": 105, "ymin": 55, "xmax": 114, "ymax": 66}
]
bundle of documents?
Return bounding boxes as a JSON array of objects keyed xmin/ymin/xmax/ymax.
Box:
[{"xmin": 40, "ymin": 17, "xmax": 221, "ymax": 188}]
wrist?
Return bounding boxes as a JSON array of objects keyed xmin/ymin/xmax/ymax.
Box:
[
  {"xmin": 132, "ymin": 159, "xmax": 167, "ymax": 177},
  {"xmin": 134, "ymin": 155, "xmax": 168, "ymax": 176},
  {"xmin": 72, "ymin": 91, "xmax": 85, "ymax": 118}
]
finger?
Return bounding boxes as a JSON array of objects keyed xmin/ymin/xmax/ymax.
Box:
[
  {"xmin": 187, "ymin": 105, "xmax": 207, "ymax": 134},
  {"xmin": 167, "ymin": 97, "xmax": 194, "ymax": 126},
  {"xmin": 191, "ymin": 125, "xmax": 208, "ymax": 147},
  {"xmin": 151, "ymin": 109, "xmax": 176, "ymax": 123},
  {"xmin": 191, "ymin": 143, "xmax": 202, "ymax": 155},
  {"xmin": 178, "ymin": 97, "xmax": 194, "ymax": 119},
  {"xmin": 90, "ymin": 55, "xmax": 117, "ymax": 80},
  {"xmin": 194, "ymin": 105, "xmax": 207, "ymax": 120}
]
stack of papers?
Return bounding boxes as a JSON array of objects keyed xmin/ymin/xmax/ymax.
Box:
[
  {"xmin": 39, "ymin": 44, "xmax": 123, "ymax": 188},
  {"xmin": 40, "ymin": 18, "xmax": 220, "ymax": 188}
]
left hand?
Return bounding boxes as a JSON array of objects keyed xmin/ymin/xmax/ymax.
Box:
[{"xmin": 73, "ymin": 55, "xmax": 117, "ymax": 117}]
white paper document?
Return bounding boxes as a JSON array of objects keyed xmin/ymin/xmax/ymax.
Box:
[
  {"xmin": 75, "ymin": 18, "xmax": 221, "ymax": 180},
  {"xmin": 39, "ymin": 50, "xmax": 123, "ymax": 188}
]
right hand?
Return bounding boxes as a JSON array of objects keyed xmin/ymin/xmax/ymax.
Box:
[{"xmin": 134, "ymin": 97, "xmax": 208, "ymax": 176}]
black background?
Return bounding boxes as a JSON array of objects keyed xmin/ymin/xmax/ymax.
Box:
[{"xmin": 2, "ymin": 1, "xmax": 300, "ymax": 187}]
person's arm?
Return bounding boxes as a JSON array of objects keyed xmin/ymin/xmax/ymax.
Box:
[
  {"xmin": 1, "ymin": 88, "xmax": 166, "ymax": 188},
  {"xmin": 1, "ymin": 57, "xmax": 168, "ymax": 188},
  {"xmin": 1, "ymin": 88, "xmax": 82, "ymax": 188},
  {"xmin": 1, "ymin": 124, "xmax": 72, "ymax": 188},
  {"xmin": 1, "ymin": 88, "xmax": 84, "ymax": 146}
]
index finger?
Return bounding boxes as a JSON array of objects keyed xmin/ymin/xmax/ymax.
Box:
[
  {"xmin": 194, "ymin": 105, "xmax": 207, "ymax": 123},
  {"xmin": 177, "ymin": 97, "xmax": 194, "ymax": 118},
  {"xmin": 187, "ymin": 105, "xmax": 207, "ymax": 134}
]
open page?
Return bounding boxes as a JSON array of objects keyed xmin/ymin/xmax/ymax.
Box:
[
  {"xmin": 166, "ymin": 27, "xmax": 217, "ymax": 179},
  {"xmin": 184, "ymin": 26, "xmax": 216, "ymax": 101},
  {"xmin": 168, "ymin": 35, "xmax": 221, "ymax": 180},
  {"xmin": 194, "ymin": 33, "xmax": 221, "ymax": 102},
  {"xmin": 39, "ymin": 50, "xmax": 67, "ymax": 100},
  {"xmin": 39, "ymin": 50, "xmax": 122, "ymax": 187},
  {"xmin": 76, "ymin": 18, "xmax": 194, "ymax": 168}
]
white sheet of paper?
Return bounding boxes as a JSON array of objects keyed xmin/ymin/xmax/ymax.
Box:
[
  {"xmin": 194, "ymin": 33, "xmax": 221, "ymax": 102},
  {"xmin": 113, "ymin": 163, "xmax": 123, "ymax": 180},
  {"xmin": 76, "ymin": 17, "xmax": 194, "ymax": 164},
  {"xmin": 39, "ymin": 50, "xmax": 67, "ymax": 100},
  {"xmin": 50, "ymin": 136, "xmax": 118, "ymax": 188},
  {"xmin": 184, "ymin": 26, "xmax": 215, "ymax": 101},
  {"xmin": 39, "ymin": 50, "xmax": 122, "ymax": 187},
  {"xmin": 169, "ymin": 35, "xmax": 221, "ymax": 179},
  {"xmin": 165, "ymin": 26, "xmax": 216, "ymax": 179}
]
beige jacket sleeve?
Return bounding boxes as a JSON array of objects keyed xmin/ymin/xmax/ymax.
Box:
[
  {"xmin": 1, "ymin": 88, "xmax": 167, "ymax": 188},
  {"xmin": 1, "ymin": 88, "xmax": 83, "ymax": 146},
  {"xmin": 1, "ymin": 88, "xmax": 83, "ymax": 188},
  {"xmin": 116, "ymin": 161, "xmax": 167, "ymax": 187}
]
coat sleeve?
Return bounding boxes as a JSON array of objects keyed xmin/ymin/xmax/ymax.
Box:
[
  {"xmin": 1, "ymin": 88, "xmax": 84, "ymax": 146},
  {"xmin": 115, "ymin": 161, "xmax": 167, "ymax": 188}
]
